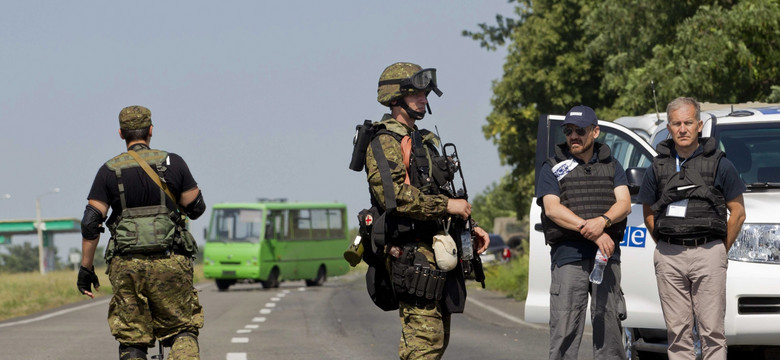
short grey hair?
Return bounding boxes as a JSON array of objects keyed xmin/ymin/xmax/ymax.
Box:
[{"xmin": 666, "ymin": 97, "xmax": 700, "ymax": 122}]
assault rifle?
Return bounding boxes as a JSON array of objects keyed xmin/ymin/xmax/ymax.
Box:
[{"xmin": 440, "ymin": 141, "xmax": 486, "ymax": 288}]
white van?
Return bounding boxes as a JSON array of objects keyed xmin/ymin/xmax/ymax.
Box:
[{"xmin": 526, "ymin": 105, "xmax": 780, "ymax": 358}]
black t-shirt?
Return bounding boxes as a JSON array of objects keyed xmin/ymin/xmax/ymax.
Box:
[{"xmin": 87, "ymin": 144, "xmax": 197, "ymax": 225}]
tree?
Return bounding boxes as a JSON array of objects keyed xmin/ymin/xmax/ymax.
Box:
[
  {"xmin": 471, "ymin": 172, "xmax": 517, "ymax": 233},
  {"xmin": 465, "ymin": 0, "xmax": 780, "ymax": 216},
  {"xmin": 0, "ymin": 243, "xmax": 39, "ymax": 273}
]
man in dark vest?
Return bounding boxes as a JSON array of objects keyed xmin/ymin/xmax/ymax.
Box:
[
  {"xmin": 536, "ymin": 105, "xmax": 631, "ymax": 360},
  {"xmin": 639, "ymin": 97, "xmax": 745, "ymax": 360},
  {"xmin": 77, "ymin": 105, "xmax": 206, "ymax": 360},
  {"xmin": 364, "ymin": 62, "xmax": 490, "ymax": 359}
]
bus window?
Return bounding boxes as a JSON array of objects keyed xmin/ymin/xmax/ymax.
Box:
[
  {"xmin": 293, "ymin": 209, "xmax": 312, "ymax": 240},
  {"xmin": 208, "ymin": 208, "xmax": 263, "ymax": 243},
  {"xmin": 268, "ymin": 210, "xmax": 290, "ymax": 240},
  {"xmin": 327, "ymin": 208, "xmax": 345, "ymax": 238}
]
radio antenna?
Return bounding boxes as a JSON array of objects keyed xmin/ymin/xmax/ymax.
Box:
[{"xmin": 651, "ymin": 80, "xmax": 663, "ymax": 125}]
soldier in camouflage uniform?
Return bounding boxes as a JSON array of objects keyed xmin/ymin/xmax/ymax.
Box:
[
  {"xmin": 366, "ymin": 62, "xmax": 490, "ymax": 359},
  {"xmin": 77, "ymin": 106, "xmax": 206, "ymax": 360}
]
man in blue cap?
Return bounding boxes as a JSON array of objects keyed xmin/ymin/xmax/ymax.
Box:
[{"xmin": 536, "ymin": 105, "xmax": 632, "ymax": 359}]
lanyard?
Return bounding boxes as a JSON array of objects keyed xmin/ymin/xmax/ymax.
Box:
[{"xmin": 675, "ymin": 154, "xmax": 687, "ymax": 172}]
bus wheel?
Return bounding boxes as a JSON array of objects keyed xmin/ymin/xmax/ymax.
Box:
[
  {"xmin": 306, "ymin": 265, "xmax": 327, "ymax": 287},
  {"xmin": 216, "ymin": 279, "xmax": 232, "ymax": 291},
  {"xmin": 262, "ymin": 268, "xmax": 280, "ymax": 289}
]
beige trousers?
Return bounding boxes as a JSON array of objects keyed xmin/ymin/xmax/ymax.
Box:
[{"xmin": 654, "ymin": 239, "xmax": 728, "ymax": 360}]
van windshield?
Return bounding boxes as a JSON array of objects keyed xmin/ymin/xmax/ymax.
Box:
[
  {"xmin": 207, "ymin": 208, "xmax": 264, "ymax": 243},
  {"xmin": 716, "ymin": 123, "xmax": 780, "ymax": 187}
]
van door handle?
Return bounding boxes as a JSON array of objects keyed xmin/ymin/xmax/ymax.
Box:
[{"xmin": 534, "ymin": 223, "xmax": 543, "ymax": 232}]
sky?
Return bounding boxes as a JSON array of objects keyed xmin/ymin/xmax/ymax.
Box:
[{"xmin": 0, "ymin": 1, "xmax": 514, "ymax": 263}]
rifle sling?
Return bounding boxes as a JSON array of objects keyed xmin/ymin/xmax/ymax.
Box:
[{"xmin": 127, "ymin": 150, "xmax": 182, "ymax": 212}]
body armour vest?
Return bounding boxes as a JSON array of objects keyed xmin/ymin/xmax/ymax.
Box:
[
  {"xmin": 650, "ymin": 137, "xmax": 727, "ymax": 241},
  {"xmin": 541, "ymin": 142, "xmax": 627, "ymax": 245},
  {"xmin": 104, "ymin": 148, "xmax": 179, "ymax": 259}
]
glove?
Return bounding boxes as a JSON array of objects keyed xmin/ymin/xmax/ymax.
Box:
[{"xmin": 77, "ymin": 265, "xmax": 100, "ymax": 295}]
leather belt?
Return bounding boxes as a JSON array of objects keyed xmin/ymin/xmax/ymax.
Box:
[{"xmin": 662, "ymin": 237, "xmax": 720, "ymax": 247}]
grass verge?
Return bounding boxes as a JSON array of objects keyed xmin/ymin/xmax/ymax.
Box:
[
  {"xmin": 0, "ymin": 264, "xmax": 205, "ymax": 322},
  {"xmin": 480, "ymin": 251, "xmax": 529, "ymax": 302}
]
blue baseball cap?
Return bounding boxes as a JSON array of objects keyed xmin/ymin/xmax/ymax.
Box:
[{"xmin": 561, "ymin": 105, "xmax": 597, "ymax": 128}]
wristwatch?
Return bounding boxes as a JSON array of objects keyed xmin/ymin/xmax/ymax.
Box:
[{"xmin": 601, "ymin": 215, "xmax": 612, "ymax": 228}]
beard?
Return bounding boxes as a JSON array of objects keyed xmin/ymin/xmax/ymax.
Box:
[{"xmin": 568, "ymin": 139, "xmax": 593, "ymax": 155}]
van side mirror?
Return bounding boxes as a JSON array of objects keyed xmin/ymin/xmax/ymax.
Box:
[
  {"xmin": 203, "ymin": 227, "xmax": 208, "ymax": 240},
  {"xmin": 625, "ymin": 167, "xmax": 646, "ymax": 197}
]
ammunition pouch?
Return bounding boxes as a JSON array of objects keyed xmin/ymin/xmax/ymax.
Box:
[
  {"xmin": 174, "ymin": 218, "xmax": 199, "ymax": 256},
  {"xmin": 390, "ymin": 244, "xmax": 447, "ymax": 302},
  {"xmin": 113, "ymin": 205, "xmax": 177, "ymax": 255}
]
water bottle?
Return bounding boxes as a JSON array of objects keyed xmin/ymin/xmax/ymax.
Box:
[
  {"xmin": 460, "ymin": 230, "xmax": 473, "ymax": 260},
  {"xmin": 589, "ymin": 249, "xmax": 608, "ymax": 284}
]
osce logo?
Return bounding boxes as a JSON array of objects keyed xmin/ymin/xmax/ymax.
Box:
[{"xmin": 620, "ymin": 226, "xmax": 647, "ymax": 248}]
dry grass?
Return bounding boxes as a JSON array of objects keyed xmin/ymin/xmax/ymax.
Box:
[{"xmin": 0, "ymin": 264, "xmax": 204, "ymax": 322}]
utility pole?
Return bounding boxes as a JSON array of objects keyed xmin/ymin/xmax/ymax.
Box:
[{"xmin": 36, "ymin": 188, "xmax": 59, "ymax": 275}]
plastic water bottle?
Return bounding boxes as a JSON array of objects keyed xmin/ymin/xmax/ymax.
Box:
[
  {"xmin": 460, "ymin": 230, "xmax": 473, "ymax": 260},
  {"xmin": 589, "ymin": 249, "xmax": 608, "ymax": 284}
]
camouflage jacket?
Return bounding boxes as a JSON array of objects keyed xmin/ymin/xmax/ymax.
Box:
[{"xmin": 365, "ymin": 114, "xmax": 449, "ymax": 221}]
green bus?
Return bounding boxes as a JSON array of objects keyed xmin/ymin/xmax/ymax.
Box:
[{"xmin": 203, "ymin": 202, "xmax": 351, "ymax": 291}]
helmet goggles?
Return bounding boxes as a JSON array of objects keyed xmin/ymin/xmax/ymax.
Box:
[{"xmin": 378, "ymin": 68, "xmax": 443, "ymax": 97}]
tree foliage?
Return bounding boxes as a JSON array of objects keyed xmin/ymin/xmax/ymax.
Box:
[
  {"xmin": 0, "ymin": 243, "xmax": 40, "ymax": 273},
  {"xmin": 465, "ymin": 0, "xmax": 780, "ymax": 216},
  {"xmin": 471, "ymin": 172, "xmax": 517, "ymax": 232}
]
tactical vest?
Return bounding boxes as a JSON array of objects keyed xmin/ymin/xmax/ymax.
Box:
[
  {"xmin": 367, "ymin": 122, "xmax": 453, "ymax": 244},
  {"xmin": 541, "ymin": 142, "xmax": 627, "ymax": 245},
  {"xmin": 104, "ymin": 147, "xmax": 179, "ymax": 259},
  {"xmin": 650, "ymin": 138, "xmax": 727, "ymax": 240}
]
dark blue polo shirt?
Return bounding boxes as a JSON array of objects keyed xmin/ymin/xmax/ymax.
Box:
[{"xmin": 536, "ymin": 144, "xmax": 628, "ymax": 267}]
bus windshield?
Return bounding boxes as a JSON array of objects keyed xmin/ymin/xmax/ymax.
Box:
[{"xmin": 207, "ymin": 208, "xmax": 264, "ymax": 243}]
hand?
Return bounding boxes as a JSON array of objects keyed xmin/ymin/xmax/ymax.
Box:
[
  {"xmin": 473, "ymin": 226, "xmax": 490, "ymax": 254},
  {"xmin": 77, "ymin": 265, "xmax": 100, "ymax": 298},
  {"xmin": 579, "ymin": 216, "xmax": 606, "ymax": 241},
  {"xmin": 446, "ymin": 199, "xmax": 471, "ymax": 220},
  {"xmin": 593, "ymin": 233, "xmax": 615, "ymax": 258}
]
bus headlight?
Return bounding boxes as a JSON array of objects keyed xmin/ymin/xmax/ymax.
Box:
[{"xmin": 728, "ymin": 224, "xmax": 780, "ymax": 264}]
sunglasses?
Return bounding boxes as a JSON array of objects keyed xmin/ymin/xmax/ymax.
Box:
[{"xmin": 563, "ymin": 127, "xmax": 590, "ymax": 136}]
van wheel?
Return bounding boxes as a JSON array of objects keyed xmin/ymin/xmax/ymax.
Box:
[
  {"xmin": 305, "ymin": 265, "xmax": 326, "ymax": 287},
  {"xmin": 216, "ymin": 279, "xmax": 232, "ymax": 291},
  {"xmin": 262, "ymin": 268, "xmax": 280, "ymax": 289}
]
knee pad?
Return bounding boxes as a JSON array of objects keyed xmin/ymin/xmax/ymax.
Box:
[
  {"xmin": 118, "ymin": 344, "xmax": 148, "ymax": 360},
  {"xmin": 169, "ymin": 332, "xmax": 199, "ymax": 357}
]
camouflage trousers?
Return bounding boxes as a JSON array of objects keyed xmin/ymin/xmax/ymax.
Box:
[
  {"xmin": 398, "ymin": 300, "xmax": 451, "ymax": 360},
  {"xmin": 108, "ymin": 253, "xmax": 204, "ymax": 360}
]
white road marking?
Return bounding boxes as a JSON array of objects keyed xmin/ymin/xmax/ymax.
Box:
[
  {"xmin": 226, "ymin": 353, "xmax": 247, "ymax": 360},
  {"xmin": 271, "ymin": 297, "xmax": 280, "ymax": 301},
  {"xmin": 265, "ymin": 302, "xmax": 276, "ymax": 308},
  {"xmin": 260, "ymin": 309, "xmax": 271, "ymax": 314},
  {"xmin": 251, "ymin": 317, "xmax": 266, "ymax": 322},
  {"xmin": 245, "ymin": 324, "xmax": 259, "ymax": 328},
  {"xmin": 466, "ymin": 297, "xmax": 547, "ymax": 330},
  {"xmin": 236, "ymin": 329, "xmax": 251, "ymax": 334},
  {"xmin": 231, "ymin": 337, "xmax": 249, "ymax": 343}
]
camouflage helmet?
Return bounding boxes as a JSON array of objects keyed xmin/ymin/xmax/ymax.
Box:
[{"xmin": 377, "ymin": 62, "xmax": 424, "ymax": 106}]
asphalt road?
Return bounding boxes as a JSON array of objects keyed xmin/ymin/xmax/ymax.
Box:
[{"xmin": 0, "ymin": 271, "xmax": 595, "ymax": 360}]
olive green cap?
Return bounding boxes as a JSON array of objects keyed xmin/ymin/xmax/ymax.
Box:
[
  {"xmin": 377, "ymin": 62, "xmax": 423, "ymax": 106},
  {"xmin": 118, "ymin": 105, "xmax": 152, "ymax": 130}
]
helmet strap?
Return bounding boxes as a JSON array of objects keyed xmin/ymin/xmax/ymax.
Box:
[{"xmin": 400, "ymin": 98, "xmax": 427, "ymax": 120}]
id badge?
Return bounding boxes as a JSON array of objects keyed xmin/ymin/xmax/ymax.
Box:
[{"xmin": 666, "ymin": 199, "xmax": 689, "ymax": 218}]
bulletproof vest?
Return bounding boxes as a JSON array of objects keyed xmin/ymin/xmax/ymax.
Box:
[
  {"xmin": 104, "ymin": 147, "xmax": 179, "ymax": 257},
  {"xmin": 651, "ymin": 138, "xmax": 727, "ymax": 240},
  {"xmin": 541, "ymin": 142, "xmax": 627, "ymax": 245},
  {"xmin": 367, "ymin": 123, "xmax": 452, "ymax": 243}
]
